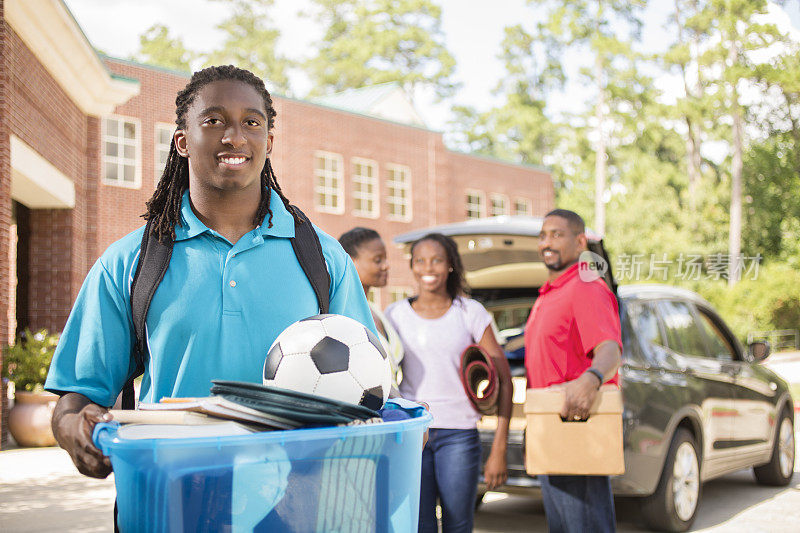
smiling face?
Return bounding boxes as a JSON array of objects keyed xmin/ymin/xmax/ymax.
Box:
[
  {"xmin": 411, "ymin": 238, "xmax": 451, "ymax": 295},
  {"xmin": 538, "ymin": 215, "xmax": 588, "ymax": 275},
  {"xmin": 174, "ymin": 79, "xmax": 272, "ymax": 195},
  {"xmin": 353, "ymin": 238, "xmax": 389, "ymax": 290}
]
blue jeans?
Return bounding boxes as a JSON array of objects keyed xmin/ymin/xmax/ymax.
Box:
[
  {"xmin": 419, "ymin": 428, "xmax": 481, "ymax": 533},
  {"xmin": 539, "ymin": 475, "xmax": 616, "ymax": 533}
]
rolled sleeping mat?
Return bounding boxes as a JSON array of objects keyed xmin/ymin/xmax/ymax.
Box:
[{"xmin": 460, "ymin": 344, "xmax": 500, "ymax": 416}]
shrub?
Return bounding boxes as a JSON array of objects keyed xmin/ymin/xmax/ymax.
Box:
[
  {"xmin": 2, "ymin": 329, "xmax": 60, "ymax": 393},
  {"xmin": 681, "ymin": 263, "xmax": 800, "ymax": 346}
]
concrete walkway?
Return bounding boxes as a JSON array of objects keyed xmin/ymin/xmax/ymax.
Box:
[{"xmin": 0, "ymin": 445, "xmax": 116, "ymax": 532}]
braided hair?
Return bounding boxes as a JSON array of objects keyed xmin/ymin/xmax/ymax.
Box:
[{"xmin": 143, "ymin": 65, "xmax": 299, "ymax": 243}]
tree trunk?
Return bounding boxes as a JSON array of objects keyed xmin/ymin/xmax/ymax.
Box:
[
  {"xmin": 594, "ymin": 53, "xmax": 607, "ymax": 236},
  {"xmin": 676, "ymin": 0, "xmax": 702, "ymax": 215},
  {"xmin": 728, "ymin": 44, "xmax": 743, "ymax": 286}
]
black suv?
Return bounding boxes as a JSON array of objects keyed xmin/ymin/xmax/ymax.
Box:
[{"xmin": 395, "ymin": 216, "xmax": 795, "ymax": 532}]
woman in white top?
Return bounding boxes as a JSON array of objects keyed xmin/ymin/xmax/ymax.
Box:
[
  {"xmin": 385, "ymin": 233, "xmax": 512, "ymax": 533},
  {"xmin": 339, "ymin": 228, "xmax": 404, "ymax": 387}
]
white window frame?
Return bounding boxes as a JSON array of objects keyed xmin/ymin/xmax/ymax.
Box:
[
  {"xmin": 465, "ymin": 189, "xmax": 485, "ymax": 219},
  {"xmin": 313, "ymin": 151, "xmax": 345, "ymax": 214},
  {"xmin": 389, "ymin": 286, "xmax": 413, "ymax": 304},
  {"xmin": 102, "ymin": 115, "xmax": 141, "ymax": 189},
  {"xmin": 351, "ymin": 157, "xmax": 379, "ymax": 218},
  {"xmin": 154, "ymin": 122, "xmax": 174, "ymax": 184},
  {"xmin": 367, "ymin": 286, "xmax": 381, "ymax": 306},
  {"xmin": 385, "ymin": 163, "xmax": 412, "ymax": 222},
  {"xmin": 514, "ymin": 197, "xmax": 532, "ymax": 216},
  {"xmin": 489, "ymin": 193, "xmax": 509, "ymax": 217}
]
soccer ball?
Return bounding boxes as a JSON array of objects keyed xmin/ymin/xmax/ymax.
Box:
[{"xmin": 263, "ymin": 314, "xmax": 392, "ymax": 410}]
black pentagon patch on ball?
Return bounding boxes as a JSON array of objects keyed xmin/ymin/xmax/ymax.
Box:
[
  {"xmin": 310, "ymin": 336, "xmax": 350, "ymax": 374},
  {"xmin": 365, "ymin": 328, "xmax": 388, "ymax": 360},
  {"xmin": 264, "ymin": 343, "xmax": 284, "ymax": 380},
  {"xmin": 360, "ymin": 386, "xmax": 384, "ymax": 411}
]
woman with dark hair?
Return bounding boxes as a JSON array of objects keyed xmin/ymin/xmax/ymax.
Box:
[
  {"xmin": 385, "ymin": 233, "xmax": 512, "ymax": 533},
  {"xmin": 339, "ymin": 227, "xmax": 404, "ymax": 384}
]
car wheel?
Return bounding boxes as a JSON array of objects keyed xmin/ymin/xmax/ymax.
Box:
[
  {"xmin": 642, "ymin": 428, "xmax": 701, "ymax": 532},
  {"xmin": 753, "ymin": 408, "xmax": 795, "ymax": 486}
]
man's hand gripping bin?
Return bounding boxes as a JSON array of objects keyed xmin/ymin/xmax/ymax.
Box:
[{"xmin": 524, "ymin": 385, "xmax": 624, "ymax": 476}]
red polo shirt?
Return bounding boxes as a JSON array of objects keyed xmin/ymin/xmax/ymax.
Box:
[{"xmin": 524, "ymin": 263, "xmax": 621, "ymax": 389}]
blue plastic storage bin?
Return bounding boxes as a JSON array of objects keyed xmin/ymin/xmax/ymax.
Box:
[{"xmin": 94, "ymin": 404, "xmax": 432, "ymax": 533}]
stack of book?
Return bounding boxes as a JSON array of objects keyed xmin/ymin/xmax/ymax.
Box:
[{"xmin": 109, "ymin": 380, "xmax": 382, "ymax": 439}]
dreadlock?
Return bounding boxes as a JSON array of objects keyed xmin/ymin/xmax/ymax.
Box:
[{"xmin": 143, "ymin": 65, "xmax": 300, "ymax": 243}]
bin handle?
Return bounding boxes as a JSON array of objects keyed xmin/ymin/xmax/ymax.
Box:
[{"xmin": 92, "ymin": 421, "xmax": 120, "ymax": 455}]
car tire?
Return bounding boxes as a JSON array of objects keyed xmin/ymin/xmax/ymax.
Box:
[
  {"xmin": 642, "ymin": 428, "xmax": 701, "ymax": 532},
  {"xmin": 753, "ymin": 408, "xmax": 795, "ymax": 486}
]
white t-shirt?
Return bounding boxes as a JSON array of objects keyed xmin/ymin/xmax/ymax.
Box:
[{"xmin": 385, "ymin": 296, "xmax": 492, "ymax": 429}]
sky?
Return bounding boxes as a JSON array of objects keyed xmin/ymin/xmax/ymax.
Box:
[{"xmin": 63, "ymin": 0, "xmax": 800, "ymax": 133}]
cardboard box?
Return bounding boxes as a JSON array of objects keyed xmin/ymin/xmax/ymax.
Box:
[{"xmin": 524, "ymin": 385, "xmax": 624, "ymax": 476}]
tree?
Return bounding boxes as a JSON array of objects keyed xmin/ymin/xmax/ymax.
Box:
[
  {"xmin": 305, "ymin": 0, "xmax": 457, "ymax": 100},
  {"xmin": 696, "ymin": 0, "xmax": 782, "ymax": 284},
  {"xmin": 134, "ymin": 24, "xmax": 195, "ymax": 72},
  {"xmin": 204, "ymin": 0, "xmax": 292, "ymax": 95},
  {"xmin": 663, "ymin": 0, "xmax": 711, "ymax": 215},
  {"xmin": 525, "ymin": 0, "xmax": 647, "ymax": 236},
  {"xmin": 448, "ymin": 24, "xmax": 562, "ymax": 166}
]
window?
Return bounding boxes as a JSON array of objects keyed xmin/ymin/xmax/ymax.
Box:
[
  {"xmin": 465, "ymin": 190, "xmax": 485, "ymax": 219},
  {"xmin": 389, "ymin": 287, "xmax": 413, "ymax": 304},
  {"xmin": 367, "ymin": 287, "xmax": 381, "ymax": 306},
  {"xmin": 490, "ymin": 194, "xmax": 508, "ymax": 216},
  {"xmin": 657, "ymin": 300, "xmax": 708, "ymax": 357},
  {"xmin": 386, "ymin": 164, "xmax": 411, "ymax": 221},
  {"xmin": 352, "ymin": 158, "xmax": 378, "ymax": 217},
  {"xmin": 314, "ymin": 152, "xmax": 344, "ymax": 213},
  {"xmin": 154, "ymin": 123, "xmax": 174, "ymax": 182},
  {"xmin": 514, "ymin": 198, "xmax": 532, "ymax": 216},
  {"xmin": 103, "ymin": 116, "xmax": 140, "ymax": 187},
  {"xmin": 696, "ymin": 310, "xmax": 735, "ymax": 361}
]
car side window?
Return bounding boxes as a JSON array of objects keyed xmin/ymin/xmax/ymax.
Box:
[
  {"xmin": 628, "ymin": 301, "xmax": 664, "ymax": 346},
  {"xmin": 657, "ymin": 300, "xmax": 708, "ymax": 358},
  {"xmin": 625, "ymin": 300, "xmax": 667, "ymax": 363},
  {"xmin": 695, "ymin": 309, "xmax": 735, "ymax": 361}
]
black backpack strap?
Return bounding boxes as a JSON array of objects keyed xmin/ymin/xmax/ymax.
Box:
[
  {"xmin": 290, "ymin": 207, "xmax": 330, "ymax": 314},
  {"xmin": 122, "ymin": 220, "xmax": 174, "ymax": 409}
]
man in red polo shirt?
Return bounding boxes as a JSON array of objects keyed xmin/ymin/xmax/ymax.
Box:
[{"xmin": 524, "ymin": 209, "xmax": 622, "ymax": 533}]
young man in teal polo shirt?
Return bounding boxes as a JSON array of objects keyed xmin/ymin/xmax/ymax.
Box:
[{"xmin": 45, "ymin": 66, "xmax": 375, "ymax": 479}]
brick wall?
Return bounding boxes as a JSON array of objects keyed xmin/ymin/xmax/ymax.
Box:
[
  {"xmin": 1, "ymin": 0, "xmax": 9, "ymax": 449},
  {"xmin": 97, "ymin": 61, "xmax": 188, "ymax": 254},
  {"xmin": 448, "ymin": 152, "xmax": 554, "ymax": 218},
  {"xmin": 6, "ymin": 28, "xmax": 88, "ymax": 333}
]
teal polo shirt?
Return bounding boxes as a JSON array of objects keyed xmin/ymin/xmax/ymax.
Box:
[{"xmin": 45, "ymin": 189, "xmax": 376, "ymax": 407}]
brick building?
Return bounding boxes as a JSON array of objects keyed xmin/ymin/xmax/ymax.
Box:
[{"xmin": 0, "ymin": 0, "xmax": 552, "ymax": 447}]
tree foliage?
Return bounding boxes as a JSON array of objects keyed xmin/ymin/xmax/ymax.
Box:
[
  {"xmin": 204, "ymin": 0, "xmax": 293, "ymax": 95},
  {"xmin": 133, "ymin": 24, "xmax": 196, "ymax": 72},
  {"xmin": 304, "ymin": 0, "xmax": 457, "ymax": 100}
]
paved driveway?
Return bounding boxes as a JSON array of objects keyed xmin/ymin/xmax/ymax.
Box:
[{"xmin": 474, "ymin": 465, "xmax": 800, "ymax": 532}]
